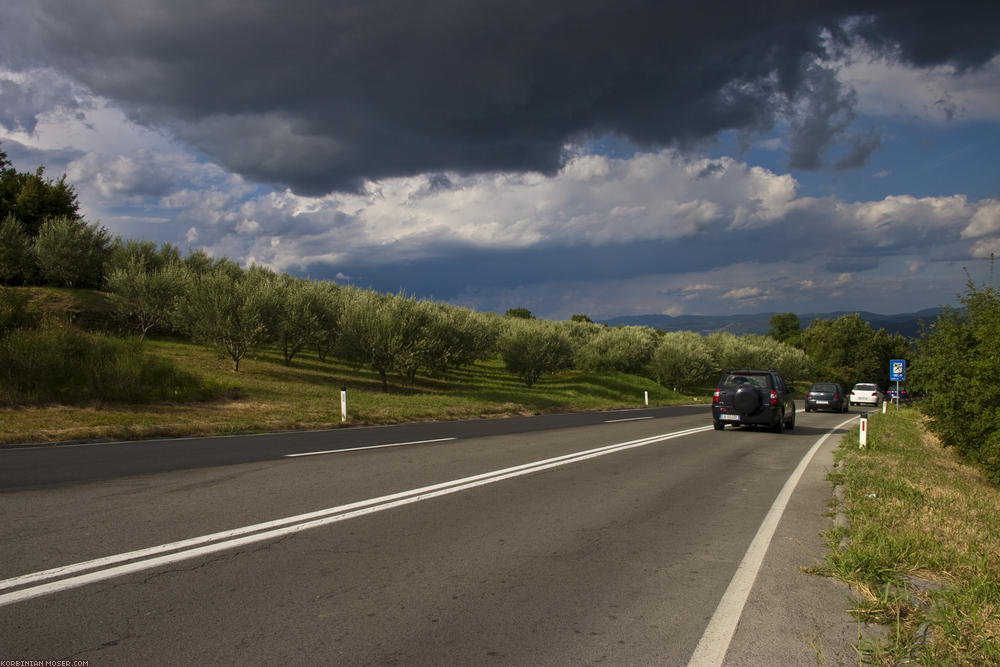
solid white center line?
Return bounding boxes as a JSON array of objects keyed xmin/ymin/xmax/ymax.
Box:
[
  {"xmin": 604, "ymin": 416, "xmax": 654, "ymax": 423},
  {"xmin": 0, "ymin": 425, "xmax": 711, "ymax": 607},
  {"xmin": 285, "ymin": 437, "xmax": 457, "ymax": 457}
]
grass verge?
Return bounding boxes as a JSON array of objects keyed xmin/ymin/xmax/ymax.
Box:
[
  {"xmin": 0, "ymin": 336, "xmax": 706, "ymax": 445},
  {"xmin": 820, "ymin": 406, "xmax": 1000, "ymax": 665}
]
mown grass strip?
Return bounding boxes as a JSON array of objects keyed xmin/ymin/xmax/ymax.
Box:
[{"xmin": 821, "ymin": 406, "xmax": 1000, "ymax": 666}]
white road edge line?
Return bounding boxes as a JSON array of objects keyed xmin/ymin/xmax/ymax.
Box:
[
  {"xmin": 0, "ymin": 424, "xmax": 712, "ymax": 607},
  {"xmin": 285, "ymin": 437, "xmax": 457, "ymax": 457},
  {"xmin": 604, "ymin": 417, "xmax": 654, "ymax": 423},
  {"xmin": 686, "ymin": 415, "xmax": 858, "ymax": 667}
]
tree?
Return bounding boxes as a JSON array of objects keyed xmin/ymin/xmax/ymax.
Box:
[
  {"xmin": 32, "ymin": 216, "xmax": 113, "ymax": 288},
  {"xmin": 912, "ymin": 263, "xmax": 1000, "ymax": 483},
  {"xmin": 419, "ymin": 303, "xmax": 498, "ymax": 376},
  {"xmin": 575, "ymin": 325, "xmax": 658, "ymax": 373},
  {"xmin": 0, "ymin": 214, "xmax": 33, "ymax": 285},
  {"xmin": 498, "ymin": 319, "xmax": 573, "ymax": 387},
  {"xmin": 570, "ymin": 314, "xmax": 593, "ymax": 323},
  {"xmin": 177, "ymin": 268, "xmax": 269, "ymax": 371},
  {"xmin": 311, "ymin": 282, "xmax": 344, "ymax": 363},
  {"xmin": 105, "ymin": 260, "xmax": 186, "ymax": 340},
  {"xmin": 336, "ymin": 289, "xmax": 431, "ymax": 392},
  {"xmin": 105, "ymin": 238, "xmax": 181, "ymax": 276},
  {"xmin": 800, "ymin": 314, "xmax": 909, "ymax": 388},
  {"xmin": 504, "ymin": 307, "xmax": 533, "ymax": 319},
  {"xmin": 0, "ymin": 142, "xmax": 82, "ymax": 238},
  {"xmin": 649, "ymin": 331, "xmax": 714, "ymax": 391},
  {"xmin": 264, "ymin": 275, "xmax": 322, "ymax": 366},
  {"xmin": 767, "ymin": 312, "xmax": 801, "ymax": 345}
]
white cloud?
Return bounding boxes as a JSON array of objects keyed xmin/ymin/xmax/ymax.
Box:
[{"xmin": 838, "ymin": 52, "xmax": 1000, "ymax": 122}]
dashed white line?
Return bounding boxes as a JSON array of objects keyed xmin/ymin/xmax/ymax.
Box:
[
  {"xmin": 604, "ymin": 416, "xmax": 654, "ymax": 423},
  {"xmin": 285, "ymin": 437, "xmax": 457, "ymax": 457}
]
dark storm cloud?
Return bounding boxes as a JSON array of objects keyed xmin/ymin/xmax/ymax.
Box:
[{"xmin": 8, "ymin": 0, "xmax": 1000, "ymax": 194}]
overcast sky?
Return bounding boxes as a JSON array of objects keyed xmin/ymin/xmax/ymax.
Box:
[{"xmin": 2, "ymin": 1, "xmax": 998, "ymax": 320}]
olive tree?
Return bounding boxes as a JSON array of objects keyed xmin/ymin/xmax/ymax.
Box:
[
  {"xmin": 105, "ymin": 260, "xmax": 186, "ymax": 340},
  {"xmin": 32, "ymin": 216, "xmax": 112, "ymax": 288},
  {"xmin": 311, "ymin": 281, "xmax": 344, "ymax": 363},
  {"xmin": 649, "ymin": 331, "xmax": 715, "ymax": 391},
  {"xmin": 337, "ymin": 289, "xmax": 431, "ymax": 391},
  {"xmin": 263, "ymin": 275, "xmax": 323, "ymax": 366},
  {"xmin": 176, "ymin": 267, "xmax": 269, "ymax": 371},
  {"xmin": 498, "ymin": 318, "xmax": 574, "ymax": 388},
  {"xmin": 575, "ymin": 325, "xmax": 658, "ymax": 373}
]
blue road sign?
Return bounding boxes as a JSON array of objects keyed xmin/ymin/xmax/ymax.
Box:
[{"xmin": 890, "ymin": 359, "xmax": 906, "ymax": 382}]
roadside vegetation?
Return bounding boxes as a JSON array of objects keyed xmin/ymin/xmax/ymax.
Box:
[
  {"xmin": 4, "ymin": 142, "xmax": 999, "ymax": 661},
  {"xmin": 823, "ymin": 407, "xmax": 1000, "ymax": 666}
]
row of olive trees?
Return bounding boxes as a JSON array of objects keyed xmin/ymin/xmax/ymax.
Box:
[
  {"xmin": 103, "ymin": 249, "xmax": 813, "ymax": 390},
  {"xmin": 104, "ymin": 255, "xmax": 501, "ymax": 388}
]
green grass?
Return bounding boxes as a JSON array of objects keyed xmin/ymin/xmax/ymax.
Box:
[
  {"xmin": 0, "ymin": 336, "xmax": 706, "ymax": 445},
  {"xmin": 820, "ymin": 407, "xmax": 1000, "ymax": 665}
]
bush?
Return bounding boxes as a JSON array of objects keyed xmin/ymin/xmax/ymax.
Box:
[
  {"xmin": 912, "ymin": 270, "xmax": 1000, "ymax": 483},
  {"xmin": 0, "ymin": 286, "xmax": 41, "ymax": 334},
  {"xmin": 0, "ymin": 323, "xmax": 218, "ymax": 405}
]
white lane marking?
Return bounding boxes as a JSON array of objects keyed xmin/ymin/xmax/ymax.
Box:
[
  {"xmin": 0, "ymin": 424, "xmax": 713, "ymax": 607},
  {"xmin": 687, "ymin": 415, "xmax": 858, "ymax": 667},
  {"xmin": 285, "ymin": 437, "xmax": 457, "ymax": 457},
  {"xmin": 604, "ymin": 417, "xmax": 654, "ymax": 423}
]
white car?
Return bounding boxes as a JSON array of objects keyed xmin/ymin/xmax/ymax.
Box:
[{"xmin": 849, "ymin": 383, "xmax": 884, "ymax": 406}]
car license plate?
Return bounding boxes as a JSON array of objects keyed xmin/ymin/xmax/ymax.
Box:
[
  {"xmin": 817, "ymin": 400, "xmax": 828, "ymax": 404},
  {"xmin": 719, "ymin": 414, "xmax": 740, "ymax": 421}
]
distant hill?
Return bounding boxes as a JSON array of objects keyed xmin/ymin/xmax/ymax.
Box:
[{"xmin": 600, "ymin": 308, "xmax": 944, "ymax": 339}]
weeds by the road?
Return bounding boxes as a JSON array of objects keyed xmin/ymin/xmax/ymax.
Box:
[{"xmin": 822, "ymin": 406, "xmax": 1000, "ymax": 665}]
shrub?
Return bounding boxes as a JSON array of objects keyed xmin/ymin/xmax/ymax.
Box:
[
  {"xmin": 912, "ymin": 270, "xmax": 1000, "ymax": 483},
  {"xmin": 0, "ymin": 323, "xmax": 216, "ymax": 405}
]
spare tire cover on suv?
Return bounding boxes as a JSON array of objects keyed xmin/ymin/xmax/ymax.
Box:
[{"xmin": 734, "ymin": 385, "xmax": 762, "ymax": 414}]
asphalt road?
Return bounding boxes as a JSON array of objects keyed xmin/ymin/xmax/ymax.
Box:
[{"xmin": 0, "ymin": 404, "xmax": 867, "ymax": 665}]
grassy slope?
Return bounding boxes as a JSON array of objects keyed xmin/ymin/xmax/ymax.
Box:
[{"xmin": 0, "ymin": 335, "xmax": 708, "ymax": 445}]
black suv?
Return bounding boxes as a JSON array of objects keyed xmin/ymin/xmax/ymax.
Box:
[{"xmin": 712, "ymin": 369, "xmax": 796, "ymax": 432}]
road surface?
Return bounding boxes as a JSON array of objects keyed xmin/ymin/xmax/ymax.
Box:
[{"xmin": 1, "ymin": 404, "xmax": 865, "ymax": 665}]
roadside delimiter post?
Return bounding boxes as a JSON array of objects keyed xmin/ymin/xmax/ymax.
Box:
[
  {"xmin": 859, "ymin": 412, "xmax": 868, "ymax": 448},
  {"xmin": 341, "ymin": 387, "xmax": 348, "ymax": 423}
]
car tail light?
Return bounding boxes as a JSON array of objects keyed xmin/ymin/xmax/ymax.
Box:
[
  {"xmin": 834, "ymin": 393, "xmax": 840, "ymax": 400},
  {"xmin": 713, "ymin": 388, "xmax": 720, "ymax": 403},
  {"xmin": 769, "ymin": 389, "xmax": 778, "ymax": 405}
]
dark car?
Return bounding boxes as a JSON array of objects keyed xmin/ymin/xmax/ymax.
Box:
[
  {"xmin": 886, "ymin": 386, "xmax": 909, "ymax": 402},
  {"xmin": 712, "ymin": 369, "xmax": 796, "ymax": 432},
  {"xmin": 804, "ymin": 382, "xmax": 848, "ymax": 413}
]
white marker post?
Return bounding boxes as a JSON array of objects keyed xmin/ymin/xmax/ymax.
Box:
[
  {"xmin": 859, "ymin": 412, "xmax": 868, "ymax": 448},
  {"xmin": 644, "ymin": 391, "xmax": 649, "ymax": 406},
  {"xmin": 340, "ymin": 387, "xmax": 348, "ymax": 423}
]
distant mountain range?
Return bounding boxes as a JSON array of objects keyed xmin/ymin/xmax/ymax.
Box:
[{"xmin": 600, "ymin": 308, "xmax": 945, "ymax": 339}]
